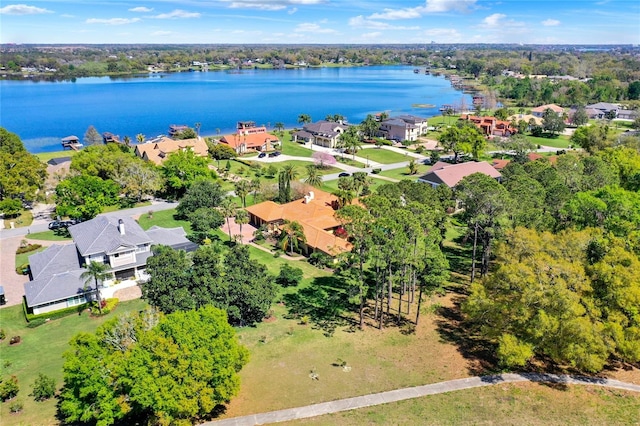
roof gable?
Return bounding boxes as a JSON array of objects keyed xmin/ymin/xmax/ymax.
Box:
[{"xmin": 69, "ymin": 216, "xmax": 152, "ymax": 257}]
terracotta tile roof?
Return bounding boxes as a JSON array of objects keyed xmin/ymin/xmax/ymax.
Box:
[
  {"xmin": 220, "ymin": 132, "xmax": 279, "ymax": 149},
  {"xmin": 419, "ymin": 161, "xmax": 502, "ymax": 188},
  {"xmin": 134, "ymin": 136, "xmax": 208, "ymax": 165},
  {"xmin": 531, "ymin": 104, "xmax": 564, "ymax": 114},
  {"xmin": 491, "ymin": 159, "xmax": 511, "ymax": 170},
  {"xmin": 246, "ymin": 189, "xmax": 351, "ymax": 256}
]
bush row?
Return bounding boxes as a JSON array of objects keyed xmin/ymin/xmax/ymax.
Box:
[{"xmin": 15, "ymin": 243, "xmax": 42, "ymax": 255}]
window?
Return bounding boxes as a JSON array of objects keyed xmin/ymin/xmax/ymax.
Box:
[{"xmin": 67, "ymin": 295, "xmax": 87, "ymax": 307}]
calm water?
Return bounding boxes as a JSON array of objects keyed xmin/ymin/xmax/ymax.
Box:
[{"xmin": 0, "ymin": 66, "xmax": 470, "ymax": 153}]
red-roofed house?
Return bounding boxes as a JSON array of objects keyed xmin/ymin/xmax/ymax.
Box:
[
  {"xmin": 459, "ymin": 115, "xmax": 517, "ymax": 137},
  {"xmin": 219, "ymin": 121, "xmax": 279, "ymax": 154},
  {"xmin": 418, "ymin": 161, "xmax": 502, "ymax": 188},
  {"xmin": 245, "ymin": 189, "xmax": 351, "ymax": 256}
]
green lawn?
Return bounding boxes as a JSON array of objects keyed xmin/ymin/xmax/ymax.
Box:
[
  {"xmin": 281, "ymin": 133, "xmax": 314, "ymax": 158},
  {"xmin": 26, "ymin": 230, "xmax": 71, "ymax": 241},
  {"xmin": 137, "ymin": 208, "xmax": 192, "ymax": 233},
  {"xmin": 34, "ymin": 150, "xmax": 77, "ymax": 163},
  {"xmin": 526, "ymin": 134, "xmax": 571, "ymax": 149},
  {"xmin": 284, "ymin": 383, "xmax": 640, "ymax": 425},
  {"xmin": 320, "ymin": 177, "xmax": 387, "ymax": 194},
  {"xmin": 378, "ymin": 164, "xmax": 430, "ymax": 180},
  {"xmin": 0, "ymin": 299, "xmax": 148, "ymax": 426},
  {"xmin": 354, "ymin": 148, "xmax": 411, "ymax": 164},
  {"xmin": 102, "ymin": 200, "xmax": 152, "ymax": 213},
  {"xmin": 3, "ymin": 210, "xmax": 33, "ymax": 229}
]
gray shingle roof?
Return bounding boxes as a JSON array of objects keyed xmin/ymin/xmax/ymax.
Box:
[
  {"xmin": 304, "ymin": 120, "xmax": 349, "ymax": 137},
  {"xmin": 29, "ymin": 244, "xmax": 81, "ymax": 280},
  {"xmin": 24, "ymin": 269, "xmax": 87, "ymax": 307},
  {"xmin": 69, "ymin": 216, "xmax": 152, "ymax": 257}
]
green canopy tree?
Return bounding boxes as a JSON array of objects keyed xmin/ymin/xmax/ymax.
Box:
[
  {"xmin": 0, "ymin": 128, "xmax": 47, "ymax": 202},
  {"xmin": 161, "ymin": 148, "xmax": 214, "ymax": 199},
  {"xmin": 61, "ymin": 306, "xmax": 248, "ymax": 426},
  {"xmin": 219, "ymin": 198, "xmax": 237, "ymax": 242},
  {"xmin": 176, "ymin": 179, "xmax": 226, "ymax": 218},
  {"xmin": 55, "ymin": 175, "xmax": 120, "ymax": 220}
]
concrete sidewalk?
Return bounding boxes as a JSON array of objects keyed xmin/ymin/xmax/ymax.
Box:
[{"xmin": 203, "ymin": 373, "xmax": 640, "ymax": 426}]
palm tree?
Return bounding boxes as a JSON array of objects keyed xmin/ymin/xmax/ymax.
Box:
[
  {"xmin": 250, "ymin": 177, "xmax": 261, "ymax": 204},
  {"xmin": 280, "ymin": 220, "xmax": 306, "ymax": 255},
  {"xmin": 123, "ymin": 135, "xmax": 132, "ymax": 148},
  {"xmin": 235, "ymin": 209, "xmax": 249, "ymax": 242},
  {"xmin": 194, "ymin": 122, "xmax": 202, "ymax": 137},
  {"xmin": 360, "ymin": 114, "xmax": 379, "ymax": 139},
  {"xmin": 297, "ymin": 114, "xmax": 312, "ymax": 125},
  {"xmin": 80, "ymin": 261, "xmax": 110, "ymax": 314},
  {"xmin": 136, "ymin": 133, "xmax": 145, "ymax": 144},
  {"xmin": 332, "ymin": 189, "xmax": 355, "ymax": 208},
  {"xmin": 280, "ymin": 164, "xmax": 299, "ymax": 203},
  {"xmin": 304, "ymin": 164, "xmax": 323, "ymax": 188},
  {"xmin": 340, "ymin": 127, "xmax": 362, "ymax": 160},
  {"xmin": 219, "ymin": 198, "xmax": 237, "ymax": 242},
  {"xmin": 234, "ymin": 179, "xmax": 250, "ymax": 208},
  {"xmin": 274, "ymin": 122, "xmax": 285, "ymax": 135}
]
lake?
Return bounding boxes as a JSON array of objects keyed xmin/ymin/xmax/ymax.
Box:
[{"xmin": 0, "ymin": 66, "xmax": 470, "ymax": 153}]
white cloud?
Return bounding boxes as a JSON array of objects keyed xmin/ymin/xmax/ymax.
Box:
[
  {"xmin": 229, "ymin": 2, "xmax": 286, "ymax": 10},
  {"xmin": 422, "ymin": 0, "xmax": 477, "ymax": 13},
  {"xmin": 288, "ymin": 7, "xmax": 298, "ymax": 14},
  {"xmin": 151, "ymin": 30, "xmax": 172, "ymax": 36},
  {"xmin": 424, "ymin": 28, "xmax": 461, "ymax": 38},
  {"xmin": 86, "ymin": 17, "xmax": 141, "ymax": 25},
  {"xmin": 541, "ymin": 19, "xmax": 560, "ymax": 26},
  {"xmin": 366, "ymin": 0, "xmax": 476, "ymax": 21},
  {"xmin": 482, "ymin": 13, "xmax": 505, "ymax": 27},
  {"xmin": 129, "ymin": 7, "xmax": 153, "ymax": 13},
  {"xmin": 223, "ymin": 0, "xmax": 324, "ymax": 10},
  {"xmin": 0, "ymin": 4, "xmax": 53, "ymax": 15},
  {"xmin": 294, "ymin": 22, "xmax": 337, "ymax": 33},
  {"xmin": 349, "ymin": 15, "xmax": 420, "ymax": 30},
  {"xmin": 369, "ymin": 8, "xmax": 422, "ymax": 20},
  {"xmin": 152, "ymin": 9, "xmax": 201, "ymax": 19}
]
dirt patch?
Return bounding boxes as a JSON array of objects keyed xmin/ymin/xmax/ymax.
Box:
[{"xmin": 113, "ymin": 285, "xmax": 142, "ymax": 302}]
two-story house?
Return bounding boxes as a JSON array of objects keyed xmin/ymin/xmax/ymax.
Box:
[
  {"xmin": 378, "ymin": 115, "xmax": 428, "ymax": 142},
  {"xmin": 24, "ymin": 216, "xmax": 197, "ymax": 315},
  {"xmin": 293, "ymin": 120, "xmax": 350, "ymax": 148}
]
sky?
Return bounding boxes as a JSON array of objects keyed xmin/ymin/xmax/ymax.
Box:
[{"xmin": 1, "ymin": 0, "xmax": 639, "ymax": 45}]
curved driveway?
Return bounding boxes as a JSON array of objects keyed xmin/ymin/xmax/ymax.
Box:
[{"xmin": 204, "ymin": 373, "xmax": 640, "ymax": 426}]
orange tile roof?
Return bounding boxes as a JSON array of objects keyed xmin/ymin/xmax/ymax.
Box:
[
  {"xmin": 491, "ymin": 159, "xmax": 511, "ymax": 170},
  {"xmin": 134, "ymin": 137, "xmax": 208, "ymax": 165},
  {"xmin": 220, "ymin": 132, "xmax": 279, "ymax": 149},
  {"xmin": 246, "ymin": 189, "xmax": 351, "ymax": 256}
]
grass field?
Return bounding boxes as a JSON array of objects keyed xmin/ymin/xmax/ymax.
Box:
[
  {"xmin": 355, "ymin": 148, "xmax": 411, "ymax": 164},
  {"xmin": 284, "ymin": 383, "xmax": 640, "ymax": 425},
  {"xmin": 136, "ymin": 208, "xmax": 192, "ymax": 233},
  {"xmin": 527, "ymin": 134, "xmax": 571, "ymax": 149},
  {"xmin": 0, "ymin": 299, "xmax": 148, "ymax": 426},
  {"xmin": 281, "ymin": 133, "xmax": 314, "ymax": 158},
  {"xmin": 378, "ymin": 164, "xmax": 430, "ymax": 180},
  {"xmin": 26, "ymin": 230, "xmax": 71, "ymax": 241},
  {"xmin": 34, "ymin": 150, "xmax": 77, "ymax": 163},
  {"xmin": 3, "ymin": 210, "xmax": 33, "ymax": 229},
  {"xmin": 320, "ymin": 177, "xmax": 387, "ymax": 194}
]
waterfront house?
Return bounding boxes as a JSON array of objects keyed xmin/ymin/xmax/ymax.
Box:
[
  {"xmin": 246, "ymin": 189, "xmax": 351, "ymax": 256},
  {"xmin": 586, "ymin": 102, "xmax": 620, "ymax": 118},
  {"xmin": 293, "ymin": 120, "xmax": 350, "ymax": 148},
  {"xmin": 418, "ymin": 161, "xmax": 502, "ymax": 188},
  {"xmin": 219, "ymin": 122, "xmax": 279, "ymax": 154},
  {"xmin": 134, "ymin": 136, "xmax": 208, "ymax": 165},
  {"xmin": 168, "ymin": 124, "xmax": 190, "ymax": 137},
  {"xmin": 24, "ymin": 216, "xmax": 197, "ymax": 315},
  {"xmin": 378, "ymin": 115, "xmax": 428, "ymax": 142}
]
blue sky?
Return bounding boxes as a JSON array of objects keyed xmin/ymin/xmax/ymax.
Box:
[{"xmin": 1, "ymin": 1, "xmax": 639, "ymax": 45}]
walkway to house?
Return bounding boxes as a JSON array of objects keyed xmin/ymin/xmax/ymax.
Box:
[
  {"xmin": 203, "ymin": 373, "xmax": 640, "ymax": 426},
  {"xmin": 220, "ymin": 217, "xmax": 257, "ymax": 244}
]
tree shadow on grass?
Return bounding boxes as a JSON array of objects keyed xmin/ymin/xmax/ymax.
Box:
[
  {"xmin": 434, "ymin": 295, "xmax": 499, "ymax": 376},
  {"xmin": 441, "ymin": 233, "xmax": 473, "ymax": 280},
  {"xmin": 283, "ymin": 275, "xmax": 356, "ymax": 337}
]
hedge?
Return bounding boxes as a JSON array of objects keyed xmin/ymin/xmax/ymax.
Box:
[
  {"xmin": 23, "ymin": 299, "xmax": 89, "ymax": 323},
  {"xmin": 15, "ymin": 243, "xmax": 42, "ymax": 255},
  {"xmin": 90, "ymin": 298, "xmax": 119, "ymax": 316}
]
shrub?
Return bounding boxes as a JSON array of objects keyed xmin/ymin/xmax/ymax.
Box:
[
  {"xmin": 15, "ymin": 263, "xmax": 29, "ymax": 275},
  {"xmin": 276, "ymin": 264, "xmax": 303, "ymax": 287},
  {"xmin": 9, "ymin": 336, "xmax": 21, "ymax": 345},
  {"xmin": 24, "ymin": 299, "xmax": 89, "ymax": 323},
  {"xmin": 308, "ymin": 251, "xmax": 332, "ymax": 268},
  {"xmin": 31, "ymin": 373, "xmax": 56, "ymax": 401},
  {"xmin": 15, "ymin": 243, "xmax": 42, "ymax": 255},
  {"xmin": 26, "ymin": 318, "xmax": 46, "ymax": 328},
  {"xmin": 9, "ymin": 400, "xmax": 23, "ymax": 413},
  {"xmin": 90, "ymin": 298, "xmax": 119, "ymax": 316},
  {"xmin": 371, "ymin": 168, "xmax": 382, "ymax": 174},
  {"xmin": 0, "ymin": 329, "xmax": 5, "ymax": 340},
  {"xmin": 0, "ymin": 376, "xmax": 19, "ymax": 401}
]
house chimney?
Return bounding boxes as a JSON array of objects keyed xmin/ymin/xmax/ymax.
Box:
[{"xmin": 118, "ymin": 219, "xmax": 125, "ymax": 235}]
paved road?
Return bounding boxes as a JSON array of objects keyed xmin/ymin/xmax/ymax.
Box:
[{"xmin": 203, "ymin": 373, "xmax": 640, "ymax": 426}]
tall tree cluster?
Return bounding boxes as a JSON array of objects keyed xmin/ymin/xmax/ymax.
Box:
[
  {"xmin": 143, "ymin": 244, "xmax": 276, "ymax": 326},
  {"xmin": 335, "ymin": 181, "xmax": 450, "ymax": 328},
  {"xmin": 0, "ymin": 127, "xmax": 47, "ymax": 204},
  {"xmin": 60, "ymin": 306, "xmax": 248, "ymax": 426}
]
